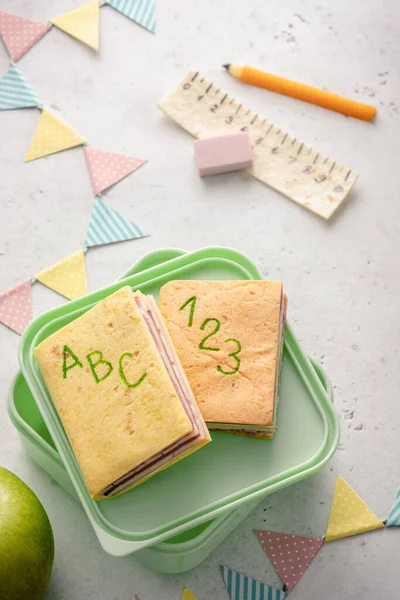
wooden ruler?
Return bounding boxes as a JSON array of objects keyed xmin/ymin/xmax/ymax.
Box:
[{"xmin": 158, "ymin": 70, "xmax": 358, "ymax": 219}]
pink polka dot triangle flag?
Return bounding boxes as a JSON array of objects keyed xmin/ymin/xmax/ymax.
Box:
[
  {"xmin": 253, "ymin": 530, "xmax": 324, "ymax": 592},
  {"xmin": 220, "ymin": 565, "xmax": 287, "ymax": 600},
  {"xmin": 84, "ymin": 146, "xmax": 147, "ymax": 195},
  {"xmin": 386, "ymin": 488, "xmax": 400, "ymax": 527},
  {"xmin": 325, "ymin": 475, "xmax": 384, "ymax": 542},
  {"xmin": 0, "ymin": 279, "xmax": 32, "ymax": 335},
  {"xmin": 0, "ymin": 11, "xmax": 50, "ymax": 62},
  {"xmin": 35, "ymin": 249, "xmax": 88, "ymax": 300}
]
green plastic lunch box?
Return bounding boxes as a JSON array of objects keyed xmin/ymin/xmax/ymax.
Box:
[{"xmin": 8, "ymin": 247, "xmax": 339, "ymax": 572}]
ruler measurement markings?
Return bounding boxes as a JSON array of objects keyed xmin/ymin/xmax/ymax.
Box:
[
  {"xmin": 202, "ymin": 79, "xmax": 335, "ymax": 180},
  {"xmin": 158, "ymin": 70, "xmax": 358, "ymax": 219}
]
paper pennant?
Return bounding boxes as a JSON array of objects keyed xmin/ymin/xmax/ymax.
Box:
[
  {"xmin": 35, "ymin": 249, "xmax": 88, "ymax": 300},
  {"xmin": 84, "ymin": 197, "xmax": 147, "ymax": 248},
  {"xmin": 325, "ymin": 475, "xmax": 384, "ymax": 542},
  {"xmin": 182, "ymin": 588, "xmax": 198, "ymax": 600},
  {"xmin": 387, "ymin": 488, "xmax": 400, "ymax": 527},
  {"xmin": 51, "ymin": 0, "xmax": 100, "ymax": 51},
  {"xmin": 220, "ymin": 566, "xmax": 287, "ymax": 600},
  {"xmin": 25, "ymin": 108, "xmax": 86, "ymax": 162},
  {"xmin": 0, "ymin": 11, "xmax": 50, "ymax": 62},
  {"xmin": 106, "ymin": 0, "xmax": 156, "ymax": 34},
  {"xmin": 0, "ymin": 63, "xmax": 41, "ymax": 111},
  {"xmin": 254, "ymin": 530, "xmax": 323, "ymax": 591},
  {"xmin": 0, "ymin": 280, "xmax": 32, "ymax": 335},
  {"xmin": 84, "ymin": 146, "xmax": 146, "ymax": 195}
]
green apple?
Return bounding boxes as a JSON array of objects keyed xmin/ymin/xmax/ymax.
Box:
[{"xmin": 0, "ymin": 467, "xmax": 54, "ymax": 600}]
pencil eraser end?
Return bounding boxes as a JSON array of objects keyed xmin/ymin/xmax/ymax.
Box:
[{"xmin": 194, "ymin": 132, "xmax": 253, "ymax": 176}]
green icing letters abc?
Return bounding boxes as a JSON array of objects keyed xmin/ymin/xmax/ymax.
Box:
[{"xmin": 62, "ymin": 346, "xmax": 146, "ymax": 389}]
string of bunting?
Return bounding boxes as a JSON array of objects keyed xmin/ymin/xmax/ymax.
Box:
[
  {"xmin": 0, "ymin": 54, "xmax": 149, "ymax": 336},
  {"xmin": 0, "ymin": 197, "xmax": 148, "ymax": 335},
  {"xmin": 0, "ymin": 0, "xmax": 155, "ymax": 62},
  {"xmin": 0, "ymin": 2, "xmax": 155, "ymax": 335},
  {"xmin": 131, "ymin": 476, "xmax": 399, "ymax": 600}
]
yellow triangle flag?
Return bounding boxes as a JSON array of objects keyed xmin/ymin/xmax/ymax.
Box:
[
  {"xmin": 25, "ymin": 108, "xmax": 86, "ymax": 162},
  {"xmin": 35, "ymin": 249, "xmax": 88, "ymax": 300},
  {"xmin": 51, "ymin": 0, "xmax": 99, "ymax": 50},
  {"xmin": 325, "ymin": 475, "xmax": 384, "ymax": 542},
  {"xmin": 182, "ymin": 588, "xmax": 198, "ymax": 600}
]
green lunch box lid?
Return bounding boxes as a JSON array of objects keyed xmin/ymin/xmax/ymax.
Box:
[{"xmin": 17, "ymin": 247, "xmax": 340, "ymax": 555}]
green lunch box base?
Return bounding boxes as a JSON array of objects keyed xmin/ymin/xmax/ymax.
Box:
[
  {"xmin": 9, "ymin": 358, "xmax": 332, "ymax": 574},
  {"xmin": 15, "ymin": 247, "xmax": 340, "ymax": 558}
]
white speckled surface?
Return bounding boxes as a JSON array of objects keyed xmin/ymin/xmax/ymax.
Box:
[{"xmin": 1, "ymin": 0, "xmax": 399, "ymax": 598}]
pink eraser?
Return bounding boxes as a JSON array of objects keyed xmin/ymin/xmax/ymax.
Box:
[{"xmin": 194, "ymin": 132, "xmax": 253, "ymax": 176}]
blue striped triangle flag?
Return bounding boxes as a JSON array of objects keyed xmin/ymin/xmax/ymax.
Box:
[
  {"xmin": 85, "ymin": 197, "xmax": 147, "ymax": 248},
  {"xmin": 106, "ymin": 0, "xmax": 156, "ymax": 33},
  {"xmin": 387, "ymin": 488, "xmax": 400, "ymax": 526},
  {"xmin": 220, "ymin": 566, "xmax": 288, "ymax": 600},
  {"xmin": 0, "ymin": 63, "xmax": 41, "ymax": 110}
]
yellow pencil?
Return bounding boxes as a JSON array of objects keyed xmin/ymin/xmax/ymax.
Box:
[{"xmin": 223, "ymin": 63, "xmax": 376, "ymax": 122}]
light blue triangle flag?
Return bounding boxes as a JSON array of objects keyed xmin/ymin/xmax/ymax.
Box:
[
  {"xmin": 387, "ymin": 488, "xmax": 400, "ymax": 526},
  {"xmin": 106, "ymin": 0, "xmax": 156, "ymax": 33},
  {"xmin": 84, "ymin": 197, "xmax": 147, "ymax": 248},
  {"xmin": 220, "ymin": 566, "xmax": 288, "ymax": 600},
  {"xmin": 0, "ymin": 63, "xmax": 41, "ymax": 110}
]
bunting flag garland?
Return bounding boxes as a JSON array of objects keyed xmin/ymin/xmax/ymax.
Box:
[
  {"xmin": 105, "ymin": 0, "xmax": 156, "ymax": 34},
  {"xmin": 0, "ymin": 63, "xmax": 41, "ymax": 111},
  {"xmin": 254, "ymin": 530, "xmax": 324, "ymax": 592},
  {"xmin": 84, "ymin": 196, "xmax": 147, "ymax": 248},
  {"xmin": 35, "ymin": 249, "xmax": 88, "ymax": 300},
  {"xmin": 0, "ymin": 280, "xmax": 32, "ymax": 335},
  {"xmin": 51, "ymin": 0, "xmax": 100, "ymax": 51},
  {"xmin": 325, "ymin": 476, "xmax": 384, "ymax": 542},
  {"xmin": 25, "ymin": 108, "xmax": 86, "ymax": 162},
  {"xmin": 220, "ymin": 565, "xmax": 288, "ymax": 600},
  {"xmin": 0, "ymin": 11, "xmax": 50, "ymax": 62},
  {"xmin": 182, "ymin": 588, "xmax": 198, "ymax": 600},
  {"xmin": 84, "ymin": 146, "xmax": 147, "ymax": 195},
  {"xmin": 386, "ymin": 488, "xmax": 400, "ymax": 527}
]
